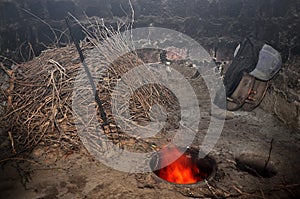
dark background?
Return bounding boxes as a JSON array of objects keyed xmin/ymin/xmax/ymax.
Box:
[
  {"xmin": 0, "ymin": 0, "xmax": 299, "ymax": 130},
  {"xmin": 0, "ymin": 0, "xmax": 299, "ymax": 62}
]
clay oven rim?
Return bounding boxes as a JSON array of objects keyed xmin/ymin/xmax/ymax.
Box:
[{"xmin": 149, "ymin": 147, "xmax": 217, "ymax": 186}]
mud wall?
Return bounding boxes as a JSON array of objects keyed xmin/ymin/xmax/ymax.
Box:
[{"xmin": 0, "ymin": 0, "xmax": 299, "ymax": 130}]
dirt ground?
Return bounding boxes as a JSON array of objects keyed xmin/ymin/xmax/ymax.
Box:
[
  {"xmin": 1, "ymin": 107, "xmax": 299, "ymax": 199},
  {"xmin": 1, "ymin": 58, "xmax": 300, "ymax": 199}
]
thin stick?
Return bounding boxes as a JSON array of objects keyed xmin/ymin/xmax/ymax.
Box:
[
  {"xmin": 65, "ymin": 17, "xmax": 108, "ymax": 125},
  {"xmin": 264, "ymin": 138, "xmax": 274, "ymax": 171},
  {"xmin": 20, "ymin": 7, "xmax": 58, "ymax": 44},
  {"xmin": 0, "ymin": 55, "xmax": 18, "ymax": 65},
  {"xmin": 128, "ymin": 0, "xmax": 134, "ymax": 42},
  {"xmin": 0, "ymin": 157, "xmax": 40, "ymax": 165},
  {"xmin": 232, "ymin": 185, "xmax": 264, "ymax": 199},
  {"xmin": 8, "ymin": 131, "xmax": 16, "ymax": 154},
  {"xmin": 204, "ymin": 180, "xmax": 219, "ymax": 199}
]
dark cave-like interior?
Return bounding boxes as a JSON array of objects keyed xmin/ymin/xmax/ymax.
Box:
[{"xmin": 0, "ymin": 0, "xmax": 299, "ymax": 198}]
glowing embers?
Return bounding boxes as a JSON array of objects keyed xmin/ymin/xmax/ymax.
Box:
[{"xmin": 151, "ymin": 146, "xmax": 216, "ymax": 185}]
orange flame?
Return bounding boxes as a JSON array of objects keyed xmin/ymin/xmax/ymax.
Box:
[{"xmin": 156, "ymin": 147, "xmax": 206, "ymax": 184}]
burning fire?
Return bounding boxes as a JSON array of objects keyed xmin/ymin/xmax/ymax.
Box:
[{"xmin": 155, "ymin": 147, "xmax": 207, "ymax": 184}]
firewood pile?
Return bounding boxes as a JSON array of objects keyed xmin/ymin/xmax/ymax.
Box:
[{"xmin": 0, "ymin": 23, "xmax": 180, "ymax": 161}]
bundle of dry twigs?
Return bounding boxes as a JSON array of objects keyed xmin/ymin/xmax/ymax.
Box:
[
  {"xmin": 0, "ymin": 46, "xmax": 83, "ymax": 159},
  {"xmin": 0, "ymin": 18, "xmax": 179, "ymax": 161}
]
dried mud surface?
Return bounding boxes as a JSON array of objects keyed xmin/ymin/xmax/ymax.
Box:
[{"xmin": 1, "ymin": 108, "xmax": 299, "ymax": 199}]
